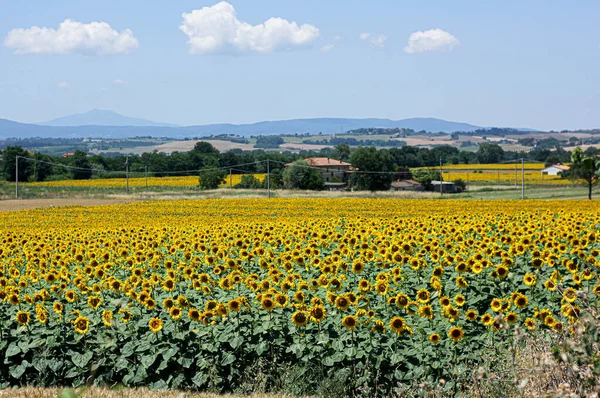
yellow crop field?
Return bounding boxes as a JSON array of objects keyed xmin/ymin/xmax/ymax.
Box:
[
  {"xmin": 0, "ymin": 199, "xmax": 598, "ymax": 394},
  {"xmin": 440, "ymin": 163, "xmax": 548, "ymax": 170},
  {"xmin": 21, "ymin": 174, "xmax": 267, "ymax": 189},
  {"xmin": 441, "ymin": 171, "xmax": 571, "ymax": 184}
]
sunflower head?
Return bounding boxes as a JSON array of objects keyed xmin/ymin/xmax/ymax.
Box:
[
  {"xmin": 149, "ymin": 317, "xmax": 163, "ymax": 333},
  {"xmin": 15, "ymin": 311, "xmax": 30, "ymax": 326},
  {"xmin": 429, "ymin": 333, "xmax": 441, "ymax": 344},
  {"xmin": 291, "ymin": 311, "xmax": 308, "ymax": 327},
  {"xmin": 448, "ymin": 327, "xmax": 464, "ymax": 342},
  {"xmin": 342, "ymin": 315, "xmax": 358, "ymax": 330}
]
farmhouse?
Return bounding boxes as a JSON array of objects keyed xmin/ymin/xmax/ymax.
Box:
[
  {"xmin": 541, "ymin": 164, "xmax": 570, "ymax": 176},
  {"xmin": 285, "ymin": 157, "xmax": 355, "ymax": 188}
]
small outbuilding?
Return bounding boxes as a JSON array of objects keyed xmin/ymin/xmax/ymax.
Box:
[
  {"xmin": 390, "ymin": 179, "xmax": 424, "ymax": 192},
  {"xmin": 431, "ymin": 181, "xmax": 457, "ymax": 193},
  {"xmin": 541, "ymin": 164, "xmax": 570, "ymax": 176}
]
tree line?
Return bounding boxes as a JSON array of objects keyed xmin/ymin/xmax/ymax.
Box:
[{"xmin": 1, "ymin": 141, "xmax": 598, "ymax": 193}]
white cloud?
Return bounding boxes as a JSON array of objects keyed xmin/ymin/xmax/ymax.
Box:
[
  {"xmin": 57, "ymin": 81, "xmax": 69, "ymax": 89},
  {"xmin": 4, "ymin": 19, "xmax": 139, "ymax": 55},
  {"xmin": 404, "ymin": 28, "xmax": 459, "ymax": 54},
  {"xmin": 112, "ymin": 79, "xmax": 127, "ymax": 85},
  {"xmin": 360, "ymin": 33, "xmax": 386, "ymax": 48},
  {"xmin": 179, "ymin": 1, "xmax": 319, "ymax": 54},
  {"xmin": 320, "ymin": 36, "xmax": 342, "ymax": 53}
]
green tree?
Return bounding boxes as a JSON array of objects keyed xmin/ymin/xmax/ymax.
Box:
[
  {"xmin": 349, "ymin": 147, "xmax": 394, "ymax": 191},
  {"xmin": 282, "ymin": 160, "xmax": 324, "ymax": 190},
  {"xmin": 2, "ymin": 146, "xmax": 32, "ymax": 182},
  {"xmin": 476, "ymin": 143, "xmax": 505, "ymax": 164},
  {"xmin": 32, "ymin": 152, "xmax": 54, "ymax": 182},
  {"xmin": 570, "ymin": 147, "xmax": 600, "ymax": 200},
  {"xmin": 198, "ymin": 167, "xmax": 226, "ymax": 190},
  {"xmin": 234, "ymin": 174, "xmax": 262, "ymax": 189},
  {"xmin": 412, "ymin": 168, "xmax": 441, "ymax": 191},
  {"xmin": 332, "ymin": 144, "xmax": 351, "ymax": 162},
  {"xmin": 70, "ymin": 150, "xmax": 92, "ymax": 180}
]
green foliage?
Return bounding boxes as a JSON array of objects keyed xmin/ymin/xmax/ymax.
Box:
[
  {"xmin": 255, "ymin": 136, "xmax": 284, "ymax": 149},
  {"xmin": 476, "ymin": 143, "xmax": 505, "ymax": 164},
  {"xmin": 453, "ymin": 178, "xmax": 467, "ymax": 192},
  {"xmin": 570, "ymin": 147, "xmax": 600, "ymax": 199},
  {"xmin": 349, "ymin": 147, "xmax": 394, "ymax": 191},
  {"xmin": 1, "ymin": 146, "xmax": 32, "ymax": 182},
  {"xmin": 70, "ymin": 151, "xmax": 92, "ymax": 180},
  {"xmin": 411, "ymin": 168, "xmax": 441, "ymax": 191},
  {"xmin": 198, "ymin": 168, "xmax": 227, "ymax": 190},
  {"xmin": 282, "ymin": 160, "xmax": 324, "ymax": 190},
  {"xmin": 234, "ymin": 175, "xmax": 263, "ymax": 189},
  {"xmin": 32, "ymin": 153, "xmax": 54, "ymax": 182}
]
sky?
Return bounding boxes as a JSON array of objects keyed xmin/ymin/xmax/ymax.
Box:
[{"xmin": 0, "ymin": 0, "xmax": 599, "ymax": 131}]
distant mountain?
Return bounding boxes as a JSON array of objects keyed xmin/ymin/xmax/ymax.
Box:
[
  {"xmin": 40, "ymin": 109, "xmax": 179, "ymax": 128},
  {"xmin": 0, "ymin": 115, "xmax": 538, "ymax": 140}
]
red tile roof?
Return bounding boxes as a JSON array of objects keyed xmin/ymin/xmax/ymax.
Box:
[{"xmin": 305, "ymin": 157, "xmax": 352, "ymax": 167}]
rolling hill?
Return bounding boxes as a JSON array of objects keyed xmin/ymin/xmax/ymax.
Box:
[{"xmin": 0, "ymin": 113, "xmax": 537, "ymax": 139}]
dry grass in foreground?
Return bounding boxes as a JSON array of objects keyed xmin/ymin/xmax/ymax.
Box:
[{"xmin": 0, "ymin": 388, "xmax": 297, "ymax": 398}]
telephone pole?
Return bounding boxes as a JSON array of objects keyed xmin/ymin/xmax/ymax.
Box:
[
  {"xmin": 15, "ymin": 156, "xmax": 19, "ymax": 200},
  {"xmin": 267, "ymin": 159, "xmax": 271, "ymax": 198},
  {"xmin": 521, "ymin": 158, "xmax": 525, "ymax": 200},
  {"xmin": 145, "ymin": 165, "xmax": 149, "ymax": 193},
  {"xmin": 125, "ymin": 155, "xmax": 130, "ymax": 194}
]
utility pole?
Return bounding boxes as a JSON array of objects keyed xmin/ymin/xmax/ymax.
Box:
[
  {"xmin": 266, "ymin": 159, "xmax": 271, "ymax": 198},
  {"xmin": 125, "ymin": 155, "xmax": 129, "ymax": 194},
  {"xmin": 439, "ymin": 157, "xmax": 443, "ymax": 196},
  {"xmin": 145, "ymin": 165, "xmax": 148, "ymax": 193},
  {"xmin": 15, "ymin": 156, "xmax": 19, "ymax": 200},
  {"xmin": 229, "ymin": 168, "xmax": 232, "ymax": 189},
  {"xmin": 521, "ymin": 158, "xmax": 525, "ymax": 200},
  {"xmin": 515, "ymin": 164, "xmax": 517, "ymax": 188}
]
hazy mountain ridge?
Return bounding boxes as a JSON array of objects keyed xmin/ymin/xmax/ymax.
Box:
[
  {"xmin": 0, "ymin": 114, "xmax": 537, "ymax": 139},
  {"xmin": 40, "ymin": 109, "xmax": 179, "ymax": 128}
]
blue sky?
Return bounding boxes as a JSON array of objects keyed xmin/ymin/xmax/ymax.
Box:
[{"xmin": 0, "ymin": 0, "xmax": 599, "ymax": 130}]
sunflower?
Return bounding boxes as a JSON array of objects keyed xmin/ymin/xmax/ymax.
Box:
[
  {"xmin": 274, "ymin": 294, "xmax": 288, "ymax": 308},
  {"xmin": 454, "ymin": 294, "xmax": 466, "ymax": 307},
  {"xmin": 228, "ymin": 298, "xmax": 242, "ymax": 312},
  {"xmin": 102, "ymin": 310, "xmax": 114, "ymax": 327},
  {"xmin": 310, "ymin": 305, "xmax": 326, "ymax": 323},
  {"xmin": 177, "ymin": 295, "xmax": 190, "ymax": 308},
  {"xmin": 524, "ymin": 318, "xmax": 537, "ymax": 330},
  {"xmin": 514, "ymin": 293, "xmax": 529, "ymax": 309},
  {"xmin": 170, "ymin": 306, "xmax": 182, "ymax": 320},
  {"xmin": 389, "ymin": 316, "xmax": 406, "ymax": 334},
  {"xmin": 291, "ymin": 311, "xmax": 309, "ymax": 327},
  {"xmin": 562, "ymin": 288, "xmax": 577, "ymax": 303},
  {"xmin": 456, "ymin": 276, "xmax": 469, "ymax": 288},
  {"xmin": 73, "ymin": 316, "xmax": 90, "ymax": 335},
  {"xmin": 395, "ymin": 293, "xmax": 409, "ymax": 308},
  {"xmin": 8, "ymin": 294, "xmax": 20, "ymax": 306},
  {"xmin": 465, "ymin": 309, "xmax": 478, "ymax": 321},
  {"xmin": 371, "ymin": 319, "xmax": 385, "ymax": 333},
  {"xmin": 490, "ymin": 298, "xmax": 502, "ymax": 312},
  {"xmin": 162, "ymin": 278, "xmax": 176, "ymax": 292},
  {"xmin": 544, "ymin": 279, "xmax": 557, "ymax": 291},
  {"xmin": 495, "ymin": 265, "xmax": 509, "ymax": 279},
  {"xmin": 342, "ymin": 315, "xmax": 358, "ymax": 330},
  {"xmin": 335, "ymin": 295, "xmax": 351, "ymax": 311},
  {"xmin": 188, "ymin": 308, "xmax": 201, "ymax": 321},
  {"xmin": 15, "ymin": 311, "xmax": 30, "ymax": 326},
  {"xmin": 415, "ymin": 289, "xmax": 430, "ymax": 304},
  {"xmin": 429, "ymin": 333, "xmax": 441, "ymax": 344},
  {"xmin": 352, "ymin": 261, "xmax": 365, "ymax": 274},
  {"xmin": 523, "ymin": 273, "xmax": 536, "ymax": 286},
  {"xmin": 53, "ymin": 302, "xmax": 64, "ymax": 315},
  {"xmin": 119, "ymin": 309, "xmax": 133, "ymax": 323},
  {"xmin": 448, "ymin": 327, "xmax": 464, "ymax": 342},
  {"xmin": 418, "ymin": 304, "xmax": 434, "ymax": 320},
  {"xmin": 481, "ymin": 313, "xmax": 493, "ymax": 326},
  {"xmin": 87, "ymin": 296, "xmax": 102, "ymax": 310},
  {"xmin": 261, "ymin": 297, "xmax": 275, "ymax": 312},
  {"xmin": 358, "ymin": 279, "xmax": 371, "ymax": 293},
  {"xmin": 505, "ymin": 312, "xmax": 518, "ymax": 324},
  {"xmin": 149, "ymin": 317, "xmax": 163, "ymax": 333}
]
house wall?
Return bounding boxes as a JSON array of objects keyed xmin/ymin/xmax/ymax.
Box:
[{"xmin": 315, "ymin": 166, "xmax": 350, "ymax": 183}]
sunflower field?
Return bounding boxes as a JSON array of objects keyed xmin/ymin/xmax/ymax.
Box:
[{"xmin": 0, "ymin": 199, "xmax": 599, "ymax": 396}]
